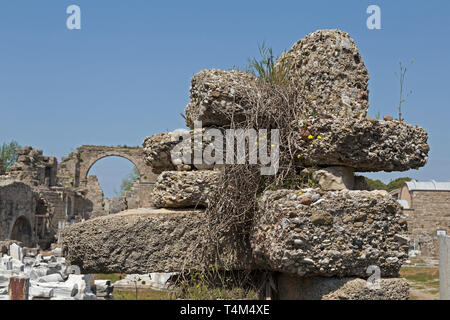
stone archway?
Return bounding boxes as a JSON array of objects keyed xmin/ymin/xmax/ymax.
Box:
[
  {"xmin": 66, "ymin": 145, "xmax": 156, "ymax": 186},
  {"xmin": 10, "ymin": 216, "xmax": 34, "ymax": 247},
  {"xmin": 57, "ymin": 145, "xmax": 157, "ymax": 210},
  {"xmin": 81, "ymin": 153, "xmax": 144, "ymax": 185}
]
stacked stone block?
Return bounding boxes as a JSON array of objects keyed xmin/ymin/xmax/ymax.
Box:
[{"xmin": 63, "ymin": 29, "xmax": 430, "ymax": 300}]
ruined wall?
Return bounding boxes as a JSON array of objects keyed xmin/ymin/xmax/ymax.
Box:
[
  {"xmin": 406, "ymin": 190, "xmax": 450, "ymax": 256},
  {"xmin": 85, "ymin": 176, "xmax": 105, "ymax": 218},
  {"xmin": 58, "ymin": 145, "xmax": 157, "ymax": 211},
  {"xmin": 8, "ymin": 146, "xmax": 58, "ymax": 187},
  {"xmin": 0, "ymin": 181, "xmax": 37, "ymax": 247},
  {"xmin": 58, "ymin": 145, "xmax": 156, "ymax": 187}
]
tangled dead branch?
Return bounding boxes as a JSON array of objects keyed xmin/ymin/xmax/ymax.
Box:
[{"xmin": 185, "ymin": 80, "xmax": 313, "ymax": 276}]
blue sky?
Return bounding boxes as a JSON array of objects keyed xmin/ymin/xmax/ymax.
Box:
[{"xmin": 1, "ymin": 1, "xmax": 449, "ymax": 197}]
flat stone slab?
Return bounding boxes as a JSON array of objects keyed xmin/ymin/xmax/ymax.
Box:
[
  {"xmin": 252, "ymin": 189, "xmax": 409, "ymax": 278},
  {"xmin": 294, "ymin": 118, "xmax": 429, "ymax": 172},
  {"xmin": 277, "ymin": 274, "xmax": 409, "ymax": 300},
  {"xmin": 152, "ymin": 171, "xmax": 219, "ymax": 208},
  {"xmin": 61, "ymin": 208, "xmax": 206, "ymax": 274},
  {"xmin": 184, "ymin": 69, "xmax": 258, "ymax": 127}
]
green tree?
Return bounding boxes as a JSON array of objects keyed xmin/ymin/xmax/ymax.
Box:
[
  {"xmin": 386, "ymin": 177, "xmax": 412, "ymax": 192},
  {"xmin": 364, "ymin": 176, "xmax": 412, "ymax": 192},
  {"xmin": 365, "ymin": 177, "xmax": 387, "ymax": 191},
  {"xmin": 117, "ymin": 166, "xmax": 140, "ymax": 196},
  {"xmin": 0, "ymin": 140, "xmax": 20, "ymax": 171}
]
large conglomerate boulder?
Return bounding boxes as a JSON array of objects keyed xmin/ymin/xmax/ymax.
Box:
[
  {"xmin": 294, "ymin": 118, "xmax": 429, "ymax": 172},
  {"xmin": 184, "ymin": 69, "xmax": 258, "ymax": 127},
  {"xmin": 277, "ymin": 29, "xmax": 369, "ymax": 119},
  {"xmin": 61, "ymin": 208, "xmax": 206, "ymax": 274},
  {"xmin": 251, "ymin": 189, "xmax": 409, "ymax": 278}
]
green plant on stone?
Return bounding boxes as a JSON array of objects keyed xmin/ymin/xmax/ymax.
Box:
[
  {"xmin": 247, "ymin": 42, "xmax": 291, "ymax": 86},
  {"xmin": 395, "ymin": 60, "xmax": 414, "ymax": 122}
]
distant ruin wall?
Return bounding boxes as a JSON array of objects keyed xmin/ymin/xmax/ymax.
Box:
[
  {"xmin": 0, "ymin": 181, "xmax": 37, "ymax": 247},
  {"xmin": 406, "ymin": 190, "xmax": 450, "ymax": 256},
  {"xmin": 58, "ymin": 145, "xmax": 157, "ymax": 188}
]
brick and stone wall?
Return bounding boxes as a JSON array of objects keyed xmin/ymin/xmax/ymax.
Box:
[{"xmin": 405, "ymin": 190, "xmax": 450, "ymax": 256}]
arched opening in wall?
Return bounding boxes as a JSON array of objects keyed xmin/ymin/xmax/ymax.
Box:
[
  {"xmin": 88, "ymin": 156, "xmax": 140, "ymax": 204},
  {"xmin": 10, "ymin": 216, "xmax": 33, "ymax": 247}
]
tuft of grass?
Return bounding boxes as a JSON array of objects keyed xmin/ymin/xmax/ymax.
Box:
[
  {"xmin": 114, "ymin": 288, "xmax": 174, "ymax": 300},
  {"xmin": 91, "ymin": 273, "xmax": 125, "ymax": 285},
  {"xmin": 247, "ymin": 42, "xmax": 291, "ymax": 86},
  {"xmin": 400, "ymin": 267, "xmax": 439, "ymax": 283},
  {"xmin": 175, "ymin": 285, "xmax": 258, "ymax": 300}
]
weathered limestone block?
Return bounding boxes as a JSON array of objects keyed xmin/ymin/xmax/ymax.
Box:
[
  {"xmin": 277, "ymin": 29, "xmax": 369, "ymax": 119},
  {"xmin": 277, "ymin": 274, "xmax": 409, "ymax": 300},
  {"xmin": 302, "ymin": 166, "xmax": 355, "ymax": 191},
  {"xmin": 143, "ymin": 128, "xmax": 227, "ymax": 174},
  {"xmin": 184, "ymin": 69, "xmax": 258, "ymax": 127},
  {"xmin": 143, "ymin": 132, "xmax": 189, "ymax": 174},
  {"xmin": 61, "ymin": 208, "xmax": 206, "ymax": 274},
  {"xmin": 152, "ymin": 171, "xmax": 219, "ymax": 208},
  {"xmin": 252, "ymin": 189, "xmax": 408, "ymax": 278},
  {"xmin": 295, "ymin": 118, "xmax": 429, "ymax": 172}
]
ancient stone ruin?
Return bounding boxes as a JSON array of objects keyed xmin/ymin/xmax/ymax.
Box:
[
  {"xmin": 59, "ymin": 29, "xmax": 430, "ymax": 300},
  {"xmin": 0, "ymin": 28, "xmax": 432, "ymax": 300},
  {"xmin": 0, "ymin": 143, "xmax": 159, "ymax": 253}
]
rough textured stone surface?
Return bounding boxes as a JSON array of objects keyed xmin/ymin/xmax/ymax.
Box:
[
  {"xmin": 85, "ymin": 176, "xmax": 105, "ymax": 218},
  {"xmin": 7, "ymin": 146, "xmax": 58, "ymax": 187},
  {"xmin": 252, "ymin": 189, "xmax": 408, "ymax": 278},
  {"xmin": 277, "ymin": 29, "xmax": 369, "ymax": 119},
  {"xmin": 0, "ymin": 181, "xmax": 37, "ymax": 247},
  {"xmin": 143, "ymin": 131, "xmax": 193, "ymax": 174},
  {"xmin": 143, "ymin": 129, "xmax": 225, "ymax": 174},
  {"xmin": 61, "ymin": 208, "xmax": 205, "ymax": 274},
  {"xmin": 152, "ymin": 171, "xmax": 219, "ymax": 208},
  {"xmin": 303, "ymin": 166, "xmax": 355, "ymax": 191},
  {"xmin": 184, "ymin": 69, "xmax": 257, "ymax": 127},
  {"xmin": 277, "ymin": 274, "xmax": 409, "ymax": 300},
  {"xmin": 294, "ymin": 118, "xmax": 429, "ymax": 172}
]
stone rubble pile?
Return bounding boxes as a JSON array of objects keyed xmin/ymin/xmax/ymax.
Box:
[
  {"xmin": 63, "ymin": 29, "xmax": 430, "ymax": 300},
  {"xmin": 0, "ymin": 243, "xmax": 112, "ymax": 300}
]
